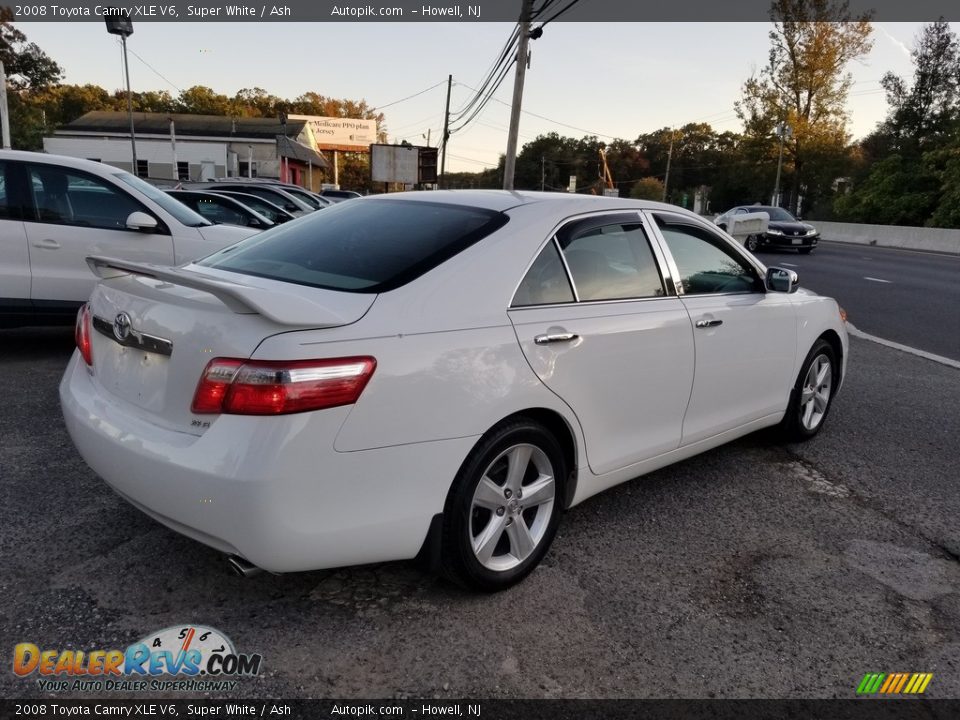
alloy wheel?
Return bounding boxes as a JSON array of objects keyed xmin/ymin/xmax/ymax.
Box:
[
  {"xmin": 800, "ymin": 354, "xmax": 832, "ymax": 431},
  {"xmin": 469, "ymin": 443, "xmax": 556, "ymax": 572}
]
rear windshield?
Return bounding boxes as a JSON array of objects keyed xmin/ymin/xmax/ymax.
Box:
[{"xmin": 196, "ymin": 198, "xmax": 508, "ymax": 293}]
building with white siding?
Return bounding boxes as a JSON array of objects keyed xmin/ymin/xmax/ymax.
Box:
[{"xmin": 43, "ymin": 112, "xmax": 330, "ymax": 188}]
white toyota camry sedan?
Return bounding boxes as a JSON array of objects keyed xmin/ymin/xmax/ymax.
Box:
[{"xmin": 60, "ymin": 191, "xmax": 847, "ymax": 591}]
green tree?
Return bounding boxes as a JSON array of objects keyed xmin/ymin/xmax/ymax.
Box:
[
  {"xmin": 1, "ymin": 7, "xmax": 62, "ymax": 90},
  {"xmin": 880, "ymin": 20, "xmax": 960, "ymax": 149},
  {"xmin": 833, "ymin": 154, "xmax": 939, "ymax": 225},
  {"xmin": 737, "ymin": 0, "xmax": 873, "ymax": 214},
  {"xmin": 630, "ymin": 177, "xmax": 665, "ymax": 201},
  {"xmin": 176, "ymin": 85, "xmax": 232, "ymax": 115}
]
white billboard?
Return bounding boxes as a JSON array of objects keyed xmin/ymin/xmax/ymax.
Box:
[
  {"xmin": 291, "ymin": 114, "xmax": 378, "ymax": 152},
  {"xmin": 370, "ymin": 144, "xmax": 420, "ymax": 184}
]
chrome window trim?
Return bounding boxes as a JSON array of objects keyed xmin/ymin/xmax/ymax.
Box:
[
  {"xmin": 643, "ymin": 209, "xmax": 769, "ymax": 297},
  {"xmin": 508, "ymin": 294, "xmax": 681, "ymax": 313},
  {"xmin": 552, "ymin": 235, "xmax": 580, "ymax": 302},
  {"xmin": 509, "ymin": 209, "xmax": 677, "ymax": 309}
]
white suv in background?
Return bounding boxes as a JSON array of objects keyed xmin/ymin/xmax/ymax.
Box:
[{"xmin": 0, "ymin": 151, "xmax": 260, "ymax": 328}]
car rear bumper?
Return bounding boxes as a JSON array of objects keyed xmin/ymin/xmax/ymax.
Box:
[{"xmin": 59, "ymin": 353, "xmax": 476, "ymax": 573}]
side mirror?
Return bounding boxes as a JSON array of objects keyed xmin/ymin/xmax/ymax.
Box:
[
  {"xmin": 126, "ymin": 211, "xmax": 158, "ymax": 233},
  {"xmin": 766, "ymin": 266, "xmax": 799, "ymax": 293}
]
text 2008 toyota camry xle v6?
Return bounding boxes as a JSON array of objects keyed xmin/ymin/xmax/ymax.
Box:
[{"xmin": 60, "ymin": 191, "xmax": 847, "ymax": 592}]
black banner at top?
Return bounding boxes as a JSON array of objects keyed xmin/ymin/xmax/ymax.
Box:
[{"xmin": 8, "ymin": 0, "xmax": 960, "ymax": 23}]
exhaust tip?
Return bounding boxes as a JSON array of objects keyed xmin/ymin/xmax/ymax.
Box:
[{"xmin": 227, "ymin": 554, "xmax": 263, "ymax": 578}]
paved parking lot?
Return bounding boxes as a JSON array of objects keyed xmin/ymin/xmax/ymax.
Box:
[{"xmin": 1, "ymin": 321, "xmax": 957, "ymax": 700}]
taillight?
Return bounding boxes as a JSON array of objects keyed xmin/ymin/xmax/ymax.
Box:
[
  {"xmin": 75, "ymin": 304, "xmax": 93, "ymax": 366},
  {"xmin": 191, "ymin": 357, "xmax": 376, "ymax": 415}
]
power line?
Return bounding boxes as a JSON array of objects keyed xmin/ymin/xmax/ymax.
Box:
[
  {"xmin": 116, "ymin": 38, "xmax": 182, "ymax": 93},
  {"xmin": 450, "ymin": 26, "xmax": 520, "ymax": 121},
  {"xmin": 371, "ymin": 79, "xmax": 448, "ymax": 111},
  {"xmin": 458, "ymin": 79, "xmax": 620, "ymax": 138},
  {"xmin": 449, "ymin": 58, "xmax": 517, "ymax": 133},
  {"xmin": 538, "ymin": 0, "xmax": 582, "ymax": 25}
]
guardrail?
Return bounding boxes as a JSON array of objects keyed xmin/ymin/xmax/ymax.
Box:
[{"xmin": 813, "ymin": 221, "xmax": 960, "ymax": 256}]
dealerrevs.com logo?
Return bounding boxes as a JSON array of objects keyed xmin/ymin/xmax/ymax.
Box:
[{"xmin": 13, "ymin": 625, "xmax": 262, "ymax": 692}]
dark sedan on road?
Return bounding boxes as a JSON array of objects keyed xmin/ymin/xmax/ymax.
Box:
[{"xmin": 715, "ymin": 205, "xmax": 820, "ymax": 254}]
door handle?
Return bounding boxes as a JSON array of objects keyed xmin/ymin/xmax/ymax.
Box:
[
  {"xmin": 31, "ymin": 239, "xmax": 61, "ymax": 249},
  {"xmin": 534, "ymin": 332, "xmax": 579, "ymax": 345},
  {"xmin": 695, "ymin": 319, "xmax": 723, "ymax": 329}
]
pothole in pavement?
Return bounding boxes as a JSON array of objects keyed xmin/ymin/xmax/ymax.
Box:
[{"xmin": 843, "ymin": 540, "xmax": 960, "ymax": 602}]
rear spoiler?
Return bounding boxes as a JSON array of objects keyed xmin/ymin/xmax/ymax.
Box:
[{"xmin": 86, "ymin": 256, "xmax": 357, "ymax": 327}]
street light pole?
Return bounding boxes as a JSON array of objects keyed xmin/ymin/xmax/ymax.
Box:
[
  {"xmin": 121, "ymin": 34, "xmax": 137, "ymax": 174},
  {"xmin": 105, "ymin": 14, "xmax": 136, "ymax": 174}
]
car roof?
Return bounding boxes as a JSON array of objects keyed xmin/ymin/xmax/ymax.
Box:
[
  {"xmin": 0, "ymin": 149, "xmax": 127, "ymax": 176},
  {"xmin": 359, "ymin": 190, "xmax": 696, "ymax": 215}
]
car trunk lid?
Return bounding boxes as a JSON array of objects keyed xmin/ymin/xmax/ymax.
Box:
[{"xmin": 84, "ymin": 258, "xmax": 375, "ymax": 435}]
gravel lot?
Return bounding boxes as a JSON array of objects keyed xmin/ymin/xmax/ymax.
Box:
[{"xmin": 1, "ymin": 327, "xmax": 957, "ymax": 699}]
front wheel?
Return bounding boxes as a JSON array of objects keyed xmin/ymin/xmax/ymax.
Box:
[
  {"xmin": 779, "ymin": 339, "xmax": 837, "ymax": 442},
  {"xmin": 745, "ymin": 235, "xmax": 760, "ymax": 252},
  {"xmin": 441, "ymin": 419, "xmax": 566, "ymax": 592}
]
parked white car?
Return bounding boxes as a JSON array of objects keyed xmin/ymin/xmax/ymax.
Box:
[
  {"xmin": 0, "ymin": 151, "xmax": 259, "ymax": 327},
  {"xmin": 60, "ymin": 192, "xmax": 848, "ymax": 591}
]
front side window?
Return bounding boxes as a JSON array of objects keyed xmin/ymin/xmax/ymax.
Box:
[
  {"xmin": 27, "ymin": 165, "xmax": 145, "ymax": 230},
  {"xmin": 198, "ymin": 199, "xmax": 508, "ymax": 293},
  {"xmin": 558, "ymin": 221, "xmax": 665, "ymax": 302},
  {"xmin": 656, "ymin": 218, "xmax": 761, "ymax": 295}
]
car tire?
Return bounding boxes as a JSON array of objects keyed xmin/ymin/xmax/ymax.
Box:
[
  {"xmin": 440, "ymin": 418, "xmax": 566, "ymax": 592},
  {"xmin": 745, "ymin": 235, "xmax": 760, "ymax": 252},
  {"xmin": 798, "ymin": 247, "xmax": 813, "ymax": 254},
  {"xmin": 779, "ymin": 339, "xmax": 837, "ymax": 442}
]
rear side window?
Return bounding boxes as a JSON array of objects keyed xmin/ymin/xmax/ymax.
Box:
[
  {"xmin": 0, "ymin": 161, "xmax": 21, "ymax": 220},
  {"xmin": 198, "ymin": 199, "xmax": 508, "ymax": 293},
  {"xmin": 512, "ymin": 241, "xmax": 575, "ymax": 307}
]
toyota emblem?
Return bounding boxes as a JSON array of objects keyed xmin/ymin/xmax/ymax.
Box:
[{"xmin": 113, "ymin": 312, "xmax": 132, "ymax": 342}]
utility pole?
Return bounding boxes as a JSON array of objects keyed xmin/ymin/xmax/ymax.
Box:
[
  {"xmin": 662, "ymin": 130, "xmax": 675, "ymax": 202},
  {"xmin": 169, "ymin": 117, "xmax": 177, "ymax": 180},
  {"xmin": 439, "ymin": 74, "xmax": 452, "ymax": 188},
  {"xmin": 0, "ymin": 62, "xmax": 10, "ymax": 150},
  {"xmin": 503, "ymin": 0, "xmax": 534, "ymax": 191},
  {"xmin": 772, "ymin": 122, "xmax": 790, "ymax": 207},
  {"xmin": 540, "ymin": 155, "xmax": 545, "ymax": 191}
]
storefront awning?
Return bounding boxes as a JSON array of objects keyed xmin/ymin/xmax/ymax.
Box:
[{"xmin": 276, "ymin": 135, "xmax": 331, "ymax": 168}]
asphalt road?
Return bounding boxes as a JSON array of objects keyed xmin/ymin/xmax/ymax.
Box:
[
  {"xmin": 754, "ymin": 240, "xmax": 960, "ymax": 361},
  {"xmin": 1, "ymin": 326, "xmax": 957, "ymax": 700}
]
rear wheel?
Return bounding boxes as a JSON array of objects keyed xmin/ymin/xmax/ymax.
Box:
[
  {"xmin": 441, "ymin": 419, "xmax": 566, "ymax": 592},
  {"xmin": 779, "ymin": 339, "xmax": 837, "ymax": 442}
]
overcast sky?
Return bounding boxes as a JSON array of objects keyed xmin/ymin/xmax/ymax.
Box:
[{"xmin": 17, "ymin": 21, "xmax": 943, "ymax": 172}]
